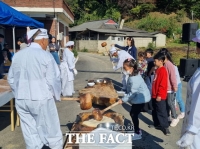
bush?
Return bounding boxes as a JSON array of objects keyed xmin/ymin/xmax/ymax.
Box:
[
  {"xmin": 81, "ymin": 47, "xmax": 89, "ymax": 52},
  {"xmin": 173, "ymin": 39, "xmax": 182, "ymax": 44},
  {"xmin": 72, "ymin": 49, "xmax": 78, "ymax": 57},
  {"xmin": 176, "ymin": 9, "xmax": 187, "ymax": 22},
  {"xmin": 147, "ymin": 42, "xmax": 155, "ymax": 50},
  {"xmin": 135, "ymin": 13, "xmax": 178, "ymax": 38}
]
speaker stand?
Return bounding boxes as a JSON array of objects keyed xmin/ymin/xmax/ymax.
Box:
[{"xmin": 187, "ymin": 42, "xmax": 190, "ymax": 59}]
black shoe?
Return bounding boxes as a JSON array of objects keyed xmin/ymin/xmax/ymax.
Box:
[
  {"xmin": 41, "ymin": 145, "xmax": 51, "ymax": 149},
  {"xmin": 148, "ymin": 125, "xmax": 162, "ymax": 129},
  {"xmin": 162, "ymin": 128, "xmax": 171, "ymax": 136}
]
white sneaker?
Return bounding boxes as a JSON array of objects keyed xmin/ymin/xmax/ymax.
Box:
[
  {"xmin": 132, "ymin": 132, "xmax": 142, "ymax": 140},
  {"xmin": 170, "ymin": 118, "xmax": 179, "ymax": 127},
  {"xmin": 177, "ymin": 113, "xmax": 185, "ymax": 119}
]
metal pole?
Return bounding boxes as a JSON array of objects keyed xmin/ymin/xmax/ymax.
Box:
[
  {"xmin": 89, "ymin": 31, "xmax": 90, "ymax": 40},
  {"xmin": 187, "ymin": 42, "xmax": 189, "ymax": 59},
  {"xmin": 12, "ymin": 27, "xmax": 16, "ymax": 53},
  {"xmin": 192, "ymin": 11, "xmax": 193, "ymax": 21}
]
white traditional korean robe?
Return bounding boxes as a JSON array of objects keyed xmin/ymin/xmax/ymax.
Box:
[
  {"xmin": 60, "ymin": 48, "xmax": 76, "ymax": 96},
  {"xmin": 111, "ymin": 50, "xmax": 134, "ymax": 90},
  {"xmin": 180, "ymin": 67, "xmax": 200, "ymax": 149},
  {"xmin": 8, "ymin": 43, "xmax": 63, "ymax": 149}
]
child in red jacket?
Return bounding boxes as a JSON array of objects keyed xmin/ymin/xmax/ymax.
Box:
[{"xmin": 150, "ymin": 52, "xmax": 170, "ymax": 135}]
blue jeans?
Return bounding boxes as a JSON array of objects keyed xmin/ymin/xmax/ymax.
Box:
[
  {"xmin": 50, "ymin": 51, "xmax": 60, "ymax": 65},
  {"xmin": 176, "ymin": 83, "xmax": 185, "ymax": 113}
]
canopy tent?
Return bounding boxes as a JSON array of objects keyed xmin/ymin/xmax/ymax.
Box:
[{"xmin": 0, "ymin": 1, "xmax": 44, "ymax": 52}]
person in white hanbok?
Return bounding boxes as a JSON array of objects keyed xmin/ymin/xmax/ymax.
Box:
[
  {"xmin": 109, "ymin": 47, "xmax": 134, "ymax": 91},
  {"xmin": 8, "ymin": 28, "xmax": 63, "ymax": 149},
  {"xmin": 60, "ymin": 41, "xmax": 77, "ymax": 97},
  {"xmin": 176, "ymin": 29, "xmax": 200, "ymax": 149}
]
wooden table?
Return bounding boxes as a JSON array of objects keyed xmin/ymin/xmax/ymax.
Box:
[
  {"xmin": 0, "ymin": 80, "xmax": 20, "ymax": 131},
  {"xmin": 79, "ymin": 80, "xmax": 118, "ymax": 106}
]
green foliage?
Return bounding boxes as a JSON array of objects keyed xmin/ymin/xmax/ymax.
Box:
[
  {"xmin": 72, "ymin": 49, "xmax": 78, "ymax": 57},
  {"xmin": 136, "ymin": 14, "xmax": 178, "ymax": 38},
  {"xmin": 104, "ymin": 8, "xmax": 121, "ymax": 21},
  {"xmin": 131, "ymin": 6, "xmax": 141, "ymax": 15},
  {"xmin": 81, "ymin": 47, "xmax": 88, "ymax": 52},
  {"xmin": 191, "ymin": 1, "xmax": 200, "ymax": 19},
  {"xmin": 65, "ymin": 0, "xmax": 121, "ymax": 26},
  {"xmin": 147, "ymin": 42, "xmax": 155, "ymax": 50},
  {"xmin": 173, "ymin": 39, "xmax": 182, "ymax": 44},
  {"xmin": 131, "ymin": 4, "xmax": 155, "ymax": 19},
  {"xmin": 174, "ymin": 27, "xmax": 182, "ymax": 35},
  {"xmin": 65, "ymin": 0, "xmax": 200, "ymax": 38},
  {"xmin": 176, "ymin": 9, "xmax": 187, "ymax": 22}
]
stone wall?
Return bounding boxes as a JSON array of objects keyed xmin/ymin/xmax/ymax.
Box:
[
  {"xmin": 134, "ymin": 38, "xmax": 153, "ymax": 48},
  {"xmin": 75, "ymin": 37, "xmax": 156, "ymax": 53},
  {"xmin": 75, "ymin": 40, "xmax": 98, "ymax": 51}
]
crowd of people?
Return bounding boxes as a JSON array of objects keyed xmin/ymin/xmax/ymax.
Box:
[
  {"xmin": 0, "ymin": 26, "xmax": 199, "ymax": 149},
  {"xmin": 110, "ymin": 45, "xmax": 183, "ymax": 137},
  {"xmin": 110, "ymin": 30, "xmax": 200, "ymax": 148}
]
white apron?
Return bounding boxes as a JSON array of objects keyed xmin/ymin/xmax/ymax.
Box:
[
  {"xmin": 60, "ymin": 48, "xmax": 76, "ymax": 96},
  {"xmin": 60, "ymin": 61, "xmax": 74, "ymax": 96},
  {"xmin": 180, "ymin": 68, "xmax": 200, "ymax": 149}
]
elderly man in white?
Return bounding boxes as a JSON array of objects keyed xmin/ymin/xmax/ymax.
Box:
[
  {"xmin": 60, "ymin": 41, "xmax": 77, "ymax": 97},
  {"xmin": 8, "ymin": 28, "xmax": 63, "ymax": 149},
  {"xmin": 109, "ymin": 47, "xmax": 134, "ymax": 91},
  {"xmin": 176, "ymin": 29, "xmax": 200, "ymax": 149}
]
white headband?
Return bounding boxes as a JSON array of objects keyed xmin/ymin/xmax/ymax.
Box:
[{"xmin": 27, "ymin": 28, "xmax": 48, "ymax": 40}]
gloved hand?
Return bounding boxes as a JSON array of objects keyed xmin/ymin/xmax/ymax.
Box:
[
  {"xmin": 176, "ymin": 132, "xmax": 195, "ymax": 147},
  {"xmin": 73, "ymin": 68, "xmax": 78, "ymax": 76}
]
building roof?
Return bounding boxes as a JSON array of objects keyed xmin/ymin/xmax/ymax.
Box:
[
  {"xmin": 119, "ymin": 26, "xmax": 148, "ymax": 33},
  {"xmin": 69, "ymin": 19, "xmax": 118, "ymax": 32},
  {"xmin": 88, "ymin": 28, "xmax": 125, "ymax": 34},
  {"xmin": 149, "ymin": 31, "xmax": 164, "ymax": 35},
  {"xmin": 70, "ymin": 19, "xmax": 155, "ymax": 38},
  {"xmin": 125, "ymin": 32, "xmax": 155, "ymax": 37}
]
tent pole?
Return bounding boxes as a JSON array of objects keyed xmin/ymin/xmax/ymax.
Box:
[{"xmin": 12, "ymin": 27, "xmax": 16, "ymax": 53}]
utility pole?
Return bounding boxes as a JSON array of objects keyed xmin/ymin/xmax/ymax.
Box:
[{"xmin": 192, "ymin": 11, "xmax": 193, "ymax": 22}]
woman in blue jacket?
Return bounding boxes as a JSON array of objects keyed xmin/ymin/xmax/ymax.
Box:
[
  {"xmin": 119, "ymin": 58, "xmax": 150, "ymax": 140},
  {"xmin": 113, "ymin": 37, "xmax": 137, "ymax": 60}
]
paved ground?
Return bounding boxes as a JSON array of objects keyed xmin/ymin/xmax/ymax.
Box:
[{"xmin": 0, "ymin": 52, "xmax": 187, "ymax": 149}]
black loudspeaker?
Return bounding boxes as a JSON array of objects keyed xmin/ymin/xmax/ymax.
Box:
[
  {"xmin": 182, "ymin": 23, "xmax": 198, "ymax": 42},
  {"xmin": 179, "ymin": 58, "xmax": 199, "ymax": 77}
]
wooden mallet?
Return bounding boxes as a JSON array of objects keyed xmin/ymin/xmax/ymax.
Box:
[
  {"xmin": 61, "ymin": 93, "xmax": 93, "ymax": 110},
  {"xmin": 101, "ymin": 42, "xmax": 115, "ymax": 66}
]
